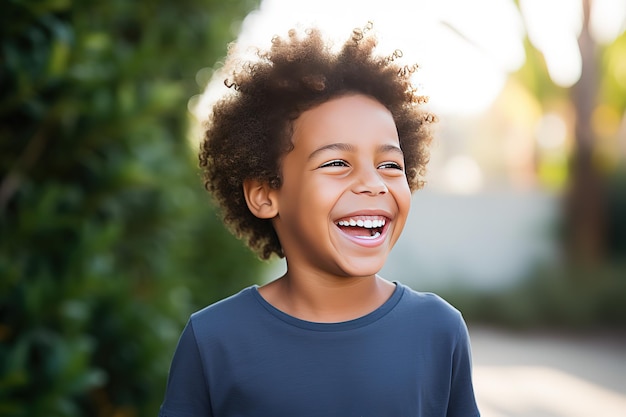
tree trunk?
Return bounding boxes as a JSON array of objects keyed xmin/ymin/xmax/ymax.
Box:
[{"xmin": 564, "ymin": 0, "xmax": 607, "ymax": 266}]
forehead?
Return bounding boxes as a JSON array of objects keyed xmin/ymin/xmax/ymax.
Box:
[{"xmin": 291, "ymin": 94, "xmax": 398, "ymax": 148}]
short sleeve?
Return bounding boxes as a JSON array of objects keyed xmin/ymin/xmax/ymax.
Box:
[
  {"xmin": 159, "ymin": 320, "xmax": 212, "ymax": 417},
  {"xmin": 447, "ymin": 318, "xmax": 481, "ymax": 417}
]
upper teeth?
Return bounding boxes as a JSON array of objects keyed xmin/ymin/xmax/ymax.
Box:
[{"xmin": 337, "ymin": 218, "xmax": 386, "ymax": 228}]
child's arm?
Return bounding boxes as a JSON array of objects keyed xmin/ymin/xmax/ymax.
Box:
[
  {"xmin": 447, "ymin": 319, "xmax": 481, "ymax": 417},
  {"xmin": 158, "ymin": 321, "xmax": 212, "ymax": 417}
]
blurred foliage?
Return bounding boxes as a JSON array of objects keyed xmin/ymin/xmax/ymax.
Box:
[
  {"xmin": 606, "ymin": 167, "xmax": 626, "ymax": 263},
  {"xmin": 600, "ymin": 32, "xmax": 626, "ymax": 111},
  {"xmin": 0, "ymin": 0, "xmax": 262, "ymax": 416},
  {"xmin": 453, "ymin": 24, "xmax": 626, "ymax": 329},
  {"xmin": 513, "ymin": 16, "xmax": 626, "ymax": 122},
  {"xmin": 445, "ymin": 261, "xmax": 626, "ymax": 330},
  {"xmin": 512, "ymin": 13, "xmax": 626, "ymax": 267}
]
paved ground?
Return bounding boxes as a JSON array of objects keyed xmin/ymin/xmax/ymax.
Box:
[{"xmin": 469, "ymin": 325, "xmax": 626, "ymax": 417}]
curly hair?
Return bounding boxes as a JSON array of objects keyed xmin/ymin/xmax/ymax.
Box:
[{"xmin": 199, "ymin": 22, "xmax": 436, "ymax": 260}]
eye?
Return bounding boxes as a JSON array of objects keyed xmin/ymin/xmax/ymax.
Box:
[
  {"xmin": 319, "ymin": 159, "xmax": 349, "ymax": 168},
  {"xmin": 378, "ymin": 161, "xmax": 404, "ymax": 170}
]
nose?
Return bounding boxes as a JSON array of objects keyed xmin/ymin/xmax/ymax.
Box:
[{"xmin": 353, "ymin": 167, "xmax": 388, "ymax": 195}]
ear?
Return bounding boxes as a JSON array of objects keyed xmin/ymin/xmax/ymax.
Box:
[{"xmin": 243, "ymin": 179, "xmax": 279, "ymax": 219}]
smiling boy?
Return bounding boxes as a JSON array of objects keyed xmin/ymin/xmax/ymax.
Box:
[{"xmin": 159, "ymin": 23, "xmax": 480, "ymax": 417}]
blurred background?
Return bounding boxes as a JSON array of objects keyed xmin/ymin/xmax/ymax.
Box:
[{"xmin": 1, "ymin": 0, "xmax": 624, "ymax": 416}]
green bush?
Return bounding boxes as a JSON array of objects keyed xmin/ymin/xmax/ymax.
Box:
[
  {"xmin": 1, "ymin": 0, "xmax": 261, "ymax": 416},
  {"xmin": 444, "ymin": 263, "xmax": 626, "ymax": 330}
]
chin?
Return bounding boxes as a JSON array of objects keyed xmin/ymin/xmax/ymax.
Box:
[{"xmin": 338, "ymin": 260, "xmax": 385, "ymax": 279}]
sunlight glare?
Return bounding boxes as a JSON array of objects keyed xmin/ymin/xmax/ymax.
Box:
[
  {"xmin": 519, "ymin": 0, "xmax": 583, "ymax": 87},
  {"xmin": 590, "ymin": 0, "xmax": 626, "ymax": 44},
  {"xmin": 443, "ymin": 155, "xmax": 484, "ymax": 194},
  {"xmin": 191, "ymin": 0, "xmax": 526, "ymax": 119},
  {"xmin": 535, "ymin": 113, "xmax": 568, "ymax": 150}
]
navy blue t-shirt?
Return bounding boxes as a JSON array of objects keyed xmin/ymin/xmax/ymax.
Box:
[{"xmin": 159, "ymin": 282, "xmax": 480, "ymax": 417}]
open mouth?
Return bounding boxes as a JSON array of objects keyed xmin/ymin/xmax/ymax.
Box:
[{"xmin": 335, "ymin": 216, "xmax": 387, "ymax": 240}]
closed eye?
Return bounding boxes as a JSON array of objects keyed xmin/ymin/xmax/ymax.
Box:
[{"xmin": 319, "ymin": 159, "xmax": 349, "ymax": 168}]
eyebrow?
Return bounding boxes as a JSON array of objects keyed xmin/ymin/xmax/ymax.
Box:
[{"xmin": 307, "ymin": 142, "xmax": 404, "ymax": 161}]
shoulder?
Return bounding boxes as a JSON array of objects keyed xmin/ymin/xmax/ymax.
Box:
[
  {"xmin": 189, "ymin": 286, "xmax": 260, "ymax": 333},
  {"xmin": 397, "ymin": 282, "xmax": 463, "ymax": 320},
  {"xmin": 394, "ymin": 282, "xmax": 467, "ymax": 338}
]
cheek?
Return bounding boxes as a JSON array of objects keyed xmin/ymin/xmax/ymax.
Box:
[
  {"xmin": 394, "ymin": 182, "xmax": 412, "ymax": 218},
  {"xmin": 400, "ymin": 184, "xmax": 412, "ymax": 207},
  {"xmin": 279, "ymin": 176, "xmax": 331, "ymax": 219},
  {"xmin": 301, "ymin": 174, "xmax": 344, "ymax": 201}
]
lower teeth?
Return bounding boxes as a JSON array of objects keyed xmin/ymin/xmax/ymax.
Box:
[{"xmin": 360, "ymin": 231, "xmax": 381, "ymax": 240}]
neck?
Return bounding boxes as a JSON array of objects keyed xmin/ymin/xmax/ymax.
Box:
[{"xmin": 259, "ymin": 268, "xmax": 395, "ymax": 323}]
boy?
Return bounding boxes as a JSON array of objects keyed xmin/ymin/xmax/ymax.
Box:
[{"xmin": 159, "ymin": 23, "xmax": 480, "ymax": 417}]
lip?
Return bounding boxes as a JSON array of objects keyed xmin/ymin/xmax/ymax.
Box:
[
  {"xmin": 336, "ymin": 208, "xmax": 394, "ymax": 220},
  {"xmin": 333, "ymin": 210, "xmax": 393, "ymax": 248}
]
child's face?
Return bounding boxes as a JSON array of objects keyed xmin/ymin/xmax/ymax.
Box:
[{"xmin": 270, "ymin": 94, "xmax": 411, "ymax": 279}]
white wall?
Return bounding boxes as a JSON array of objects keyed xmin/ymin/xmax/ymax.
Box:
[{"xmin": 382, "ymin": 189, "xmax": 560, "ymax": 292}]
